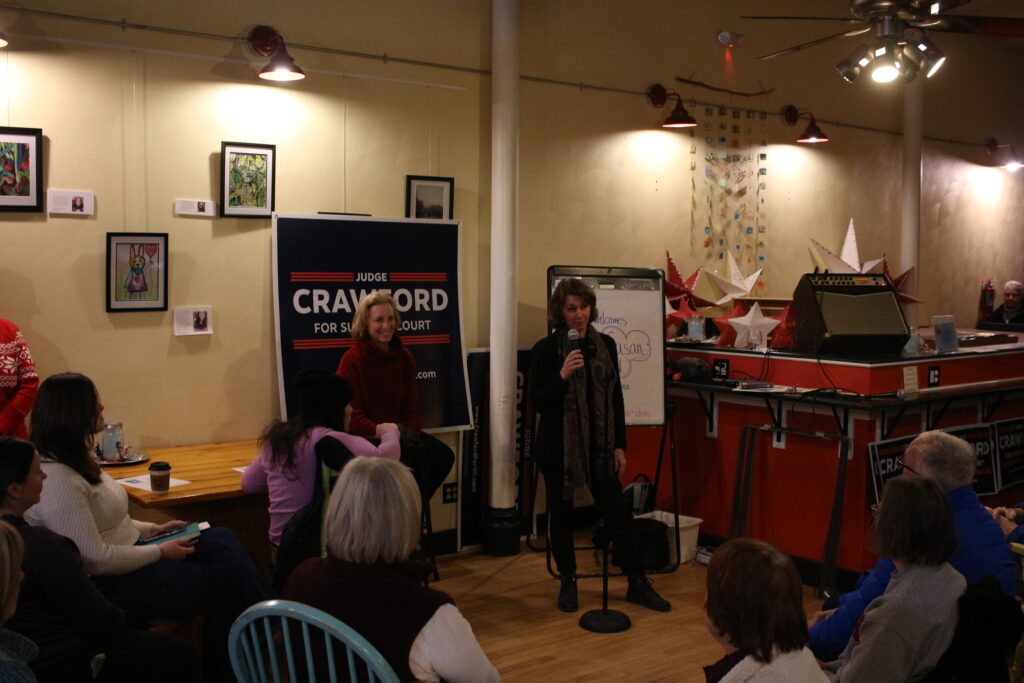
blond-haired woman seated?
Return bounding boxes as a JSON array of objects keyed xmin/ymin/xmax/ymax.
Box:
[{"xmin": 283, "ymin": 457, "xmax": 498, "ymax": 683}]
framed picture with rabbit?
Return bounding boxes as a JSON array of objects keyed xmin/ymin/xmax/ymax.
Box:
[{"xmin": 106, "ymin": 232, "xmax": 169, "ymax": 312}]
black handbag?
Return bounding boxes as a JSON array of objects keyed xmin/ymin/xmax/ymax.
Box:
[
  {"xmin": 622, "ymin": 473, "xmax": 656, "ymax": 516},
  {"xmin": 612, "ymin": 517, "xmax": 670, "ymax": 571}
]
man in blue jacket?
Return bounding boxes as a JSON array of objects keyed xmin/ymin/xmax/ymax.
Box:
[{"xmin": 808, "ymin": 430, "xmax": 1018, "ymax": 660}]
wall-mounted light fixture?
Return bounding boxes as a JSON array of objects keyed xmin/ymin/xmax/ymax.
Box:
[
  {"xmin": 248, "ymin": 25, "xmax": 305, "ymax": 82},
  {"xmin": 646, "ymin": 83, "xmax": 698, "ymax": 129},
  {"xmin": 0, "ymin": 33, "xmax": 8, "ymax": 49},
  {"xmin": 985, "ymin": 138, "xmax": 1023, "ymax": 172},
  {"xmin": 782, "ymin": 105, "xmax": 829, "ymax": 144}
]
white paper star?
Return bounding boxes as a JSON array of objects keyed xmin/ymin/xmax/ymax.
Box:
[
  {"xmin": 728, "ymin": 302, "xmax": 780, "ymax": 349},
  {"xmin": 809, "ymin": 218, "xmax": 884, "ymax": 274},
  {"xmin": 705, "ymin": 252, "xmax": 763, "ymax": 306}
]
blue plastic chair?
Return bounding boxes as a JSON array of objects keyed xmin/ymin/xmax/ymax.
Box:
[{"xmin": 228, "ymin": 599, "xmax": 400, "ymax": 683}]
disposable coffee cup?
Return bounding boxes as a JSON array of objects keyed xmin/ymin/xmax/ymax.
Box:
[{"xmin": 149, "ymin": 461, "xmax": 171, "ymax": 495}]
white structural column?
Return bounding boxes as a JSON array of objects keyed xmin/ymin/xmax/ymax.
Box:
[
  {"xmin": 900, "ymin": 76, "xmax": 923, "ymax": 327},
  {"xmin": 484, "ymin": 0, "xmax": 521, "ymax": 555}
]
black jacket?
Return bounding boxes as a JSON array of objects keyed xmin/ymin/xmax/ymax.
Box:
[{"xmin": 528, "ymin": 330, "xmax": 626, "ymax": 472}]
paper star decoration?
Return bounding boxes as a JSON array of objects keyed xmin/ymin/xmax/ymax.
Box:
[
  {"xmin": 809, "ymin": 218, "xmax": 884, "ymax": 274},
  {"xmin": 705, "ymin": 252, "xmax": 763, "ymax": 306},
  {"xmin": 713, "ymin": 301, "xmax": 748, "ymax": 348},
  {"xmin": 768, "ymin": 304, "xmax": 797, "ymax": 349},
  {"xmin": 882, "ymin": 259, "xmax": 922, "ymax": 304},
  {"xmin": 665, "ymin": 252, "xmax": 715, "ymax": 310},
  {"xmin": 728, "ymin": 302, "xmax": 780, "ymax": 349},
  {"xmin": 665, "ymin": 297, "xmax": 700, "ymax": 339}
]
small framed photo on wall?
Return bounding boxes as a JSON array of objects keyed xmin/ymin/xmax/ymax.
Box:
[
  {"xmin": 405, "ymin": 175, "xmax": 454, "ymax": 220},
  {"xmin": 220, "ymin": 142, "xmax": 275, "ymax": 218},
  {"xmin": 106, "ymin": 232, "xmax": 169, "ymax": 312},
  {"xmin": 0, "ymin": 127, "xmax": 43, "ymax": 212}
]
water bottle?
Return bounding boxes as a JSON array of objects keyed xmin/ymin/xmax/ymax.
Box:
[
  {"xmin": 687, "ymin": 315, "xmax": 705, "ymax": 342},
  {"xmin": 102, "ymin": 422, "xmax": 124, "ymax": 462}
]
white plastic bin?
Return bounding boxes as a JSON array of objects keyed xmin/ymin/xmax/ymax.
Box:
[{"xmin": 637, "ymin": 510, "xmax": 702, "ymax": 564}]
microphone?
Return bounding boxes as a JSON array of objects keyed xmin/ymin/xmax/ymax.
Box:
[{"xmin": 567, "ymin": 328, "xmax": 581, "ymax": 352}]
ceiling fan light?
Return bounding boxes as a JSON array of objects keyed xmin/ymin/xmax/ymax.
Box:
[{"xmin": 871, "ymin": 46, "xmax": 902, "ymax": 83}]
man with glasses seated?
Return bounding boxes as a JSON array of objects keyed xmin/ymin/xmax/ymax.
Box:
[{"xmin": 807, "ymin": 430, "xmax": 1017, "ymax": 660}]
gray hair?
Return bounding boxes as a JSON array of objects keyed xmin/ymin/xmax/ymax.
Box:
[
  {"xmin": 1004, "ymin": 280, "xmax": 1023, "ymax": 296},
  {"xmin": 351, "ymin": 291, "xmax": 401, "ymax": 342},
  {"xmin": 907, "ymin": 430, "xmax": 975, "ymax": 491},
  {"xmin": 324, "ymin": 457, "xmax": 420, "ymax": 564}
]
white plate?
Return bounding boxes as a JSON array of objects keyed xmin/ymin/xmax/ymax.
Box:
[{"xmin": 99, "ymin": 454, "xmax": 150, "ymax": 467}]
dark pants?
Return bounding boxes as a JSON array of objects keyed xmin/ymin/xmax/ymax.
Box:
[
  {"xmin": 400, "ymin": 431, "xmax": 455, "ymax": 503},
  {"xmin": 542, "ymin": 467, "xmax": 640, "ymax": 576},
  {"xmin": 95, "ymin": 527, "xmax": 275, "ymax": 682},
  {"xmin": 33, "ymin": 629, "xmax": 199, "ymax": 683}
]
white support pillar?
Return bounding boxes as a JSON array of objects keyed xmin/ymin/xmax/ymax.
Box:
[
  {"xmin": 900, "ymin": 77, "xmax": 923, "ymax": 327},
  {"xmin": 484, "ymin": 0, "xmax": 521, "ymax": 556}
]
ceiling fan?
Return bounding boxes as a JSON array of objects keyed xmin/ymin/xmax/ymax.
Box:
[{"xmin": 743, "ymin": 0, "xmax": 1024, "ymax": 83}]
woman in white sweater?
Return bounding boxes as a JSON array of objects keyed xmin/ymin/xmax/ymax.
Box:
[{"xmin": 25, "ymin": 373, "xmax": 273, "ymax": 681}]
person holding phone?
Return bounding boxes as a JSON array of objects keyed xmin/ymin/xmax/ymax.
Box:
[{"xmin": 25, "ymin": 373, "xmax": 272, "ymax": 681}]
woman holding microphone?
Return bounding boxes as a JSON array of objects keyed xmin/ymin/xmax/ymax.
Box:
[{"xmin": 529, "ymin": 278, "xmax": 669, "ymax": 613}]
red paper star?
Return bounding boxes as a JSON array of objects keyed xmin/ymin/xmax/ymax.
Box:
[
  {"xmin": 882, "ymin": 259, "xmax": 922, "ymax": 304},
  {"xmin": 713, "ymin": 301, "xmax": 748, "ymax": 348},
  {"xmin": 666, "ymin": 251, "xmax": 716, "ymax": 310},
  {"xmin": 768, "ymin": 304, "xmax": 797, "ymax": 349},
  {"xmin": 665, "ymin": 298, "xmax": 700, "ymax": 339}
]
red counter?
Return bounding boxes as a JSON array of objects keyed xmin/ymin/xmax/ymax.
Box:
[{"xmin": 665, "ymin": 333, "xmax": 1024, "ymax": 573}]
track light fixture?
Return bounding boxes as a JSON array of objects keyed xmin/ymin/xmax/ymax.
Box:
[
  {"xmin": 645, "ymin": 84, "xmax": 698, "ymax": 129},
  {"xmin": 985, "ymin": 138, "xmax": 1023, "ymax": 172},
  {"xmin": 782, "ymin": 105, "xmax": 830, "ymax": 144},
  {"xmin": 248, "ymin": 25, "xmax": 305, "ymax": 82}
]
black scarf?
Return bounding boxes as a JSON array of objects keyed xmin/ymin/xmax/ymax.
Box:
[{"xmin": 559, "ymin": 326, "xmax": 618, "ymax": 495}]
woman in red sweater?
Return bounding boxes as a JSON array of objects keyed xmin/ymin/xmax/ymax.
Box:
[{"xmin": 337, "ymin": 292, "xmax": 454, "ymax": 504}]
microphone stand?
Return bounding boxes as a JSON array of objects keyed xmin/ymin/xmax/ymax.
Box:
[{"xmin": 579, "ymin": 536, "xmax": 631, "ymax": 633}]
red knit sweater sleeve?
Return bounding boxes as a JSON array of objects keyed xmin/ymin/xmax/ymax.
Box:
[
  {"xmin": 337, "ymin": 347, "xmax": 378, "ymax": 438},
  {"xmin": 0, "ymin": 320, "xmax": 39, "ymax": 439}
]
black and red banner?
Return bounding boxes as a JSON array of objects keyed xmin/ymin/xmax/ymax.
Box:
[{"xmin": 272, "ymin": 214, "xmax": 471, "ymax": 431}]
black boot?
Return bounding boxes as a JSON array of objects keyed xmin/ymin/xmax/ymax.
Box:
[
  {"xmin": 557, "ymin": 576, "xmax": 578, "ymax": 612},
  {"xmin": 626, "ymin": 574, "xmax": 671, "ymax": 612}
]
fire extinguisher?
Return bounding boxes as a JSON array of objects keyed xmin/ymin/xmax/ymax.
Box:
[{"xmin": 978, "ymin": 278, "xmax": 995, "ymax": 325}]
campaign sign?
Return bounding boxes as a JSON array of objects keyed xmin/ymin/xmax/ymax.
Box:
[
  {"xmin": 868, "ymin": 435, "xmax": 916, "ymax": 505},
  {"xmin": 995, "ymin": 418, "xmax": 1024, "ymax": 490},
  {"xmin": 459, "ymin": 349, "xmax": 534, "ymax": 548},
  {"xmin": 272, "ymin": 214, "xmax": 471, "ymax": 431},
  {"xmin": 944, "ymin": 424, "xmax": 998, "ymax": 495},
  {"xmin": 868, "ymin": 424, "xmax": 999, "ymax": 502}
]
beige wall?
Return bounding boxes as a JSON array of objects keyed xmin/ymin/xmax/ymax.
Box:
[{"xmin": 2, "ymin": 1, "xmax": 1023, "ymax": 458}]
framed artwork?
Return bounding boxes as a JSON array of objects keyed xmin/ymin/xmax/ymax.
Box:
[
  {"xmin": 106, "ymin": 232, "xmax": 169, "ymax": 312},
  {"xmin": 405, "ymin": 175, "xmax": 454, "ymax": 220},
  {"xmin": 220, "ymin": 142, "xmax": 275, "ymax": 218},
  {"xmin": 0, "ymin": 127, "xmax": 43, "ymax": 212}
]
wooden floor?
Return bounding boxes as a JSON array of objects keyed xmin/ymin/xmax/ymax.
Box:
[{"xmin": 431, "ymin": 534, "xmax": 822, "ymax": 683}]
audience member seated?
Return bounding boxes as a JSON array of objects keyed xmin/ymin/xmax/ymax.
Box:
[
  {"xmin": 988, "ymin": 503, "xmax": 1024, "ymax": 544},
  {"xmin": 336, "ymin": 292, "xmax": 455, "ymax": 505},
  {"xmin": 988, "ymin": 280, "xmax": 1024, "ymax": 324},
  {"xmin": 24, "ymin": 372, "xmax": 274, "ymax": 681},
  {"xmin": 808, "ymin": 430, "xmax": 1016, "ymax": 659},
  {"xmin": 242, "ymin": 369, "xmax": 399, "ymax": 547},
  {"xmin": 703, "ymin": 538, "xmax": 826, "ymax": 683},
  {"xmin": 0, "ymin": 319, "xmax": 38, "ymax": 440},
  {"xmin": 0, "ymin": 436, "xmax": 199, "ymax": 683},
  {"xmin": 283, "ymin": 457, "xmax": 498, "ymax": 683},
  {"xmin": 823, "ymin": 476, "xmax": 965, "ymax": 682},
  {"xmin": 0, "ymin": 519, "xmax": 35, "ymax": 682}
]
